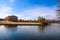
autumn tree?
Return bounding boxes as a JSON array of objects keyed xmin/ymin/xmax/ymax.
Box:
[{"xmin": 38, "ymin": 17, "xmax": 46, "ymax": 23}]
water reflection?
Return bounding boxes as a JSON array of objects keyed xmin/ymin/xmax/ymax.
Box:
[
  {"xmin": 4, "ymin": 25, "xmax": 17, "ymax": 28},
  {"xmin": 38, "ymin": 25, "xmax": 46, "ymax": 32},
  {"xmin": 3, "ymin": 25, "xmax": 18, "ymax": 40},
  {"xmin": 0, "ymin": 24, "xmax": 59, "ymax": 40},
  {"xmin": 4, "ymin": 25, "xmax": 18, "ymax": 32}
]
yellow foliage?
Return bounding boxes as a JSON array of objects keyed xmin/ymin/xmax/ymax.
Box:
[{"xmin": 38, "ymin": 17, "xmax": 46, "ymax": 23}]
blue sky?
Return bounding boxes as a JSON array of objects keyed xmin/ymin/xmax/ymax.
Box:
[{"xmin": 0, "ymin": 0, "xmax": 58, "ymax": 20}]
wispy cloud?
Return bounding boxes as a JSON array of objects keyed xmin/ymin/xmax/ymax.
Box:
[
  {"xmin": 0, "ymin": 4, "xmax": 57, "ymax": 20},
  {"xmin": 9, "ymin": 0, "xmax": 14, "ymax": 3},
  {"xmin": 0, "ymin": 5, "xmax": 13, "ymax": 18},
  {"xmin": 17, "ymin": 6, "xmax": 57, "ymax": 20},
  {"xmin": 0, "ymin": 0, "xmax": 57, "ymax": 20}
]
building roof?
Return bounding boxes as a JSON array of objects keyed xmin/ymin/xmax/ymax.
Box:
[{"xmin": 6, "ymin": 15, "xmax": 18, "ymax": 18}]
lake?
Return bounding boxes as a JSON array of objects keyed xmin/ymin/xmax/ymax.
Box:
[{"xmin": 0, "ymin": 23, "xmax": 60, "ymax": 40}]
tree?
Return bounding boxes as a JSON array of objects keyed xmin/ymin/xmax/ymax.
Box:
[{"xmin": 38, "ymin": 17, "xmax": 46, "ymax": 23}]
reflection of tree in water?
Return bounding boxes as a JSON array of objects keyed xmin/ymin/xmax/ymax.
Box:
[
  {"xmin": 38, "ymin": 25, "xmax": 51, "ymax": 33},
  {"xmin": 38, "ymin": 25, "xmax": 46, "ymax": 33}
]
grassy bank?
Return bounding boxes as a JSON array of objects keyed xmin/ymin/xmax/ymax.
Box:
[{"xmin": 0, "ymin": 21, "xmax": 43, "ymax": 25}]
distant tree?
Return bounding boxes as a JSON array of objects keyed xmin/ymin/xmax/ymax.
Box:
[{"xmin": 38, "ymin": 17, "xmax": 46, "ymax": 23}]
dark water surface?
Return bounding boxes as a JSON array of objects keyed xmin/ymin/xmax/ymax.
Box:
[{"xmin": 0, "ymin": 23, "xmax": 60, "ymax": 40}]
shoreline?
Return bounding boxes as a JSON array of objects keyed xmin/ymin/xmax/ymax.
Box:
[
  {"xmin": 0, "ymin": 21, "xmax": 59, "ymax": 25},
  {"xmin": 0, "ymin": 21, "xmax": 43, "ymax": 25}
]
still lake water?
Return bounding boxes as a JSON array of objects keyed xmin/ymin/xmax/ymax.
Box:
[{"xmin": 0, "ymin": 23, "xmax": 60, "ymax": 40}]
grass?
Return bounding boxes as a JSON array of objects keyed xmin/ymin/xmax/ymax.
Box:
[{"xmin": 0, "ymin": 21, "xmax": 42, "ymax": 25}]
